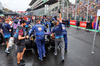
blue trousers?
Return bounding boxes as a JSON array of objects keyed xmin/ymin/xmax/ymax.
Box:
[
  {"xmin": 49, "ymin": 27, "xmax": 51, "ymax": 32},
  {"xmin": 36, "ymin": 38, "xmax": 46, "ymax": 58},
  {"xmin": 63, "ymin": 34, "xmax": 68, "ymax": 49}
]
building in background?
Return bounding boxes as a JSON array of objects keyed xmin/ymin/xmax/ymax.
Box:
[
  {"xmin": 28, "ymin": 0, "xmax": 59, "ymax": 16},
  {"xmin": 0, "ymin": 2, "xmax": 3, "ymax": 10},
  {"xmin": 0, "ymin": 2, "xmax": 4, "ymax": 16}
]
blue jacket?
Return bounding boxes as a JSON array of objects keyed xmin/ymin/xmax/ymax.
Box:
[
  {"xmin": 25, "ymin": 21, "xmax": 31, "ymax": 28},
  {"xmin": 29, "ymin": 24, "xmax": 47, "ymax": 39},
  {"xmin": 2, "ymin": 23, "xmax": 11, "ymax": 38},
  {"xmin": 52, "ymin": 23, "xmax": 63, "ymax": 38},
  {"xmin": 44, "ymin": 21, "xmax": 51, "ymax": 27}
]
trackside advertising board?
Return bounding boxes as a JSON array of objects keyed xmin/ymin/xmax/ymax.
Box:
[
  {"xmin": 92, "ymin": 22, "xmax": 94, "ymax": 29},
  {"xmin": 80, "ymin": 21, "xmax": 87, "ymax": 28},
  {"xmin": 70, "ymin": 20, "xmax": 76, "ymax": 25}
]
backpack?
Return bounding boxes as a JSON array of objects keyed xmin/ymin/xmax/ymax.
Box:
[
  {"xmin": 14, "ymin": 26, "xmax": 26, "ymax": 46},
  {"xmin": 14, "ymin": 27, "xmax": 20, "ymax": 45},
  {"xmin": 14, "ymin": 26, "xmax": 23, "ymax": 45},
  {"xmin": 14, "ymin": 28, "xmax": 19, "ymax": 39}
]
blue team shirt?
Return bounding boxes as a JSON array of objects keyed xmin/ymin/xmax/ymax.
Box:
[
  {"xmin": 52, "ymin": 23, "xmax": 63, "ymax": 38},
  {"xmin": 2, "ymin": 23, "xmax": 11, "ymax": 38},
  {"xmin": 29, "ymin": 24, "xmax": 47, "ymax": 39}
]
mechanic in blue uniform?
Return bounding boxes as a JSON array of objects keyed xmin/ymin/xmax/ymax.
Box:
[
  {"xmin": 29, "ymin": 20, "xmax": 47, "ymax": 61},
  {"xmin": 25, "ymin": 19, "xmax": 31, "ymax": 34},
  {"xmin": 2, "ymin": 18, "xmax": 11, "ymax": 54},
  {"xmin": 44, "ymin": 19, "xmax": 47, "ymax": 26},
  {"xmin": 54, "ymin": 16, "xmax": 68, "ymax": 51},
  {"xmin": 52, "ymin": 10, "xmax": 65, "ymax": 62},
  {"xmin": 47, "ymin": 21, "xmax": 51, "ymax": 32},
  {"xmin": 25, "ymin": 20, "xmax": 31, "ymax": 28},
  {"xmin": 40, "ymin": 19, "xmax": 42, "ymax": 25},
  {"xmin": 44, "ymin": 19, "xmax": 51, "ymax": 32},
  {"xmin": 41, "ymin": 18, "xmax": 44, "ymax": 24},
  {"xmin": 62, "ymin": 24, "xmax": 68, "ymax": 51}
]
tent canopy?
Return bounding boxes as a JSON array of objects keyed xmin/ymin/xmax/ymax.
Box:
[
  {"xmin": 0, "ymin": 10, "xmax": 4, "ymax": 14},
  {"xmin": 4, "ymin": 11, "xmax": 17, "ymax": 16}
]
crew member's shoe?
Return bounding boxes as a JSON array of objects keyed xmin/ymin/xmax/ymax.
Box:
[
  {"xmin": 61, "ymin": 58, "xmax": 65, "ymax": 62},
  {"xmin": 20, "ymin": 59, "xmax": 25, "ymax": 63},
  {"xmin": 8, "ymin": 46, "xmax": 12, "ymax": 50},
  {"xmin": 39, "ymin": 57, "xmax": 43, "ymax": 61},
  {"xmin": 5, "ymin": 50, "xmax": 10, "ymax": 54},
  {"xmin": 17, "ymin": 63, "xmax": 25, "ymax": 66},
  {"xmin": 54, "ymin": 52, "xmax": 57, "ymax": 56},
  {"xmin": 65, "ymin": 49, "xmax": 67, "ymax": 52},
  {"xmin": 2, "ymin": 42, "xmax": 6, "ymax": 45},
  {"xmin": 43, "ymin": 53, "xmax": 46, "ymax": 58}
]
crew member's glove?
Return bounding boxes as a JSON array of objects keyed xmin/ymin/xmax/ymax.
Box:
[{"xmin": 58, "ymin": 9, "xmax": 61, "ymax": 13}]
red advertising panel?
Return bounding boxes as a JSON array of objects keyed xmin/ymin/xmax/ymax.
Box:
[
  {"xmin": 80, "ymin": 21, "xmax": 87, "ymax": 28},
  {"xmin": 92, "ymin": 22, "xmax": 94, "ymax": 29},
  {"xmin": 94, "ymin": 16, "xmax": 97, "ymax": 22},
  {"xmin": 70, "ymin": 20, "xmax": 76, "ymax": 25}
]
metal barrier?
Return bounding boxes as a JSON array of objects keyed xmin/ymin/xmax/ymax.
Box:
[{"xmin": 31, "ymin": 7, "xmax": 45, "ymax": 16}]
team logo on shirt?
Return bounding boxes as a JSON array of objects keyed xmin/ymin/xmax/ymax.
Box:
[
  {"xmin": 62, "ymin": 27, "xmax": 65, "ymax": 30},
  {"xmin": 38, "ymin": 27, "xmax": 42, "ymax": 31}
]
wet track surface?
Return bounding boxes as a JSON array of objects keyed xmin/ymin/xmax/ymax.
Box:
[{"xmin": 0, "ymin": 27, "xmax": 100, "ymax": 66}]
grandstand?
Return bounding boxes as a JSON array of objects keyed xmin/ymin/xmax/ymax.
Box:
[{"xmin": 0, "ymin": 2, "xmax": 4, "ymax": 16}]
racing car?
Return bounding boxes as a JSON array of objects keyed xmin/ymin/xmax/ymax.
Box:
[{"xmin": 28, "ymin": 31, "xmax": 54, "ymax": 51}]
